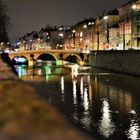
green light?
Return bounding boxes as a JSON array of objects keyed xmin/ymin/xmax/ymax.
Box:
[
  {"xmin": 44, "ymin": 66, "xmax": 52, "ymax": 81},
  {"xmin": 46, "ymin": 74, "xmax": 49, "ymax": 81},
  {"xmin": 54, "ymin": 67, "xmax": 63, "ymax": 74},
  {"xmin": 44, "ymin": 66, "xmax": 51, "ymax": 74},
  {"xmin": 56, "ymin": 60, "xmax": 62, "ymax": 66}
]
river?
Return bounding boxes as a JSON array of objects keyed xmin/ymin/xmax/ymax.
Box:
[{"xmin": 15, "ymin": 62, "xmax": 140, "ymax": 140}]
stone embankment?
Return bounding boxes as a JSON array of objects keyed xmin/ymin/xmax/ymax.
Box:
[
  {"xmin": 0, "ymin": 56, "xmax": 90, "ymax": 140},
  {"xmin": 89, "ymin": 50, "xmax": 140, "ymax": 76}
]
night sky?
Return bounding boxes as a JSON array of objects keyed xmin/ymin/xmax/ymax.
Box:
[{"xmin": 2, "ymin": 0, "xmax": 129, "ymax": 42}]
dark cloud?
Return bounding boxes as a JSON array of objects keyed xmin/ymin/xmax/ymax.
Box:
[{"xmin": 2, "ymin": 0, "xmax": 129, "ymax": 42}]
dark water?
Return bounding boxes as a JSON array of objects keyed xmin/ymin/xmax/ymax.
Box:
[{"xmin": 15, "ymin": 63, "xmax": 140, "ymax": 140}]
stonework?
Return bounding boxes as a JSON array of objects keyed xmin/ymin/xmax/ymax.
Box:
[{"xmin": 89, "ymin": 50, "xmax": 140, "ymax": 76}]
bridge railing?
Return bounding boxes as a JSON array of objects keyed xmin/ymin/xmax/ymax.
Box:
[{"xmin": 9, "ymin": 48, "xmax": 91, "ymax": 54}]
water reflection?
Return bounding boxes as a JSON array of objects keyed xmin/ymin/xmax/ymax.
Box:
[
  {"xmin": 15, "ymin": 62, "xmax": 140, "ymax": 140},
  {"xmin": 126, "ymin": 110, "xmax": 140, "ymax": 140},
  {"xmin": 83, "ymin": 86, "xmax": 89, "ymax": 111},
  {"xmin": 71, "ymin": 64, "xmax": 78, "ymax": 78},
  {"xmin": 81, "ymin": 85, "xmax": 91, "ymax": 130},
  {"xmin": 71, "ymin": 66, "xmax": 92, "ymax": 130},
  {"xmin": 15, "ymin": 65, "xmax": 67, "ymax": 81},
  {"xmin": 61, "ymin": 75, "xmax": 65, "ymax": 101},
  {"xmin": 73, "ymin": 77, "xmax": 77, "ymax": 105},
  {"xmin": 87, "ymin": 76, "xmax": 92, "ymax": 102},
  {"xmin": 98, "ymin": 98, "xmax": 115, "ymax": 138},
  {"xmin": 16, "ymin": 65, "xmax": 26, "ymax": 78},
  {"xmin": 80, "ymin": 76, "xmax": 84, "ymax": 99},
  {"xmin": 61, "ymin": 75, "xmax": 64, "ymax": 94}
]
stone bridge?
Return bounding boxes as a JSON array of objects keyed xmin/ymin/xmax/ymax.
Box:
[{"xmin": 8, "ymin": 49, "xmax": 90, "ymax": 65}]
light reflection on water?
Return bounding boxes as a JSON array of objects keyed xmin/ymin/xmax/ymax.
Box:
[
  {"xmin": 15, "ymin": 63, "xmax": 140, "ymax": 140},
  {"xmin": 126, "ymin": 110, "xmax": 140, "ymax": 140},
  {"xmin": 73, "ymin": 77, "xmax": 77, "ymax": 105},
  {"xmin": 61, "ymin": 75, "xmax": 65, "ymax": 101},
  {"xmin": 98, "ymin": 98, "xmax": 116, "ymax": 138}
]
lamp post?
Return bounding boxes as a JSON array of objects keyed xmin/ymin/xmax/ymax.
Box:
[
  {"xmin": 132, "ymin": 3, "xmax": 137, "ymax": 49},
  {"xmin": 97, "ymin": 31, "xmax": 99, "ymax": 50},
  {"xmin": 104, "ymin": 16, "xmax": 109, "ymax": 44},
  {"xmin": 72, "ymin": 30, "xmax": 76, "ymax": 49},
  {"xmin": 123, "ymin": 23, "xmax": 125, "ymax": 50}
]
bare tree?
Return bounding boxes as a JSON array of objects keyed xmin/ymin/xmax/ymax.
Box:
[{"xmin": 0, "ymin": 0, "xmax": 10, "ymax": 43}]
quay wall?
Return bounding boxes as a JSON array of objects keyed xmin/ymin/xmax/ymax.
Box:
[{"xmin": 89, "ymin": 50, "xmax": 140, "ymax": 76}]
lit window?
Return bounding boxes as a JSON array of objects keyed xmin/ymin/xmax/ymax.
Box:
[
  {"xmin": 88, "ymin": 22, "xmax": 92, "ymax": 25},
  {"xmin": 80, "ymin": 32, "xmax": 83, "ymax": 37},
  {"xmin": 72, "ymin": 30, "xmax": 76, "ymax": 33},
  {"xmin": 132, "ymin": 4, "xmax": 137, "ymax": 10},
  {"xmin": 59, "ymin": 27, "xmax": 63, "ymax": 31},
  {"xmin": 59, "ymin": 33, "xmax": 64, "ymax": 37},
  {"xmin": 83, "ymin": 24, "xmax": 87, "ymax": 28}
]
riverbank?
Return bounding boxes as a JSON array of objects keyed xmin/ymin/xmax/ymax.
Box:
[
  {"xmin": 0, "ymin": 57, "xmax": 91, "ymax": 140},
  {"xmin": 89, "ymin": 50, "xmax": 140, "ymax": 77}
]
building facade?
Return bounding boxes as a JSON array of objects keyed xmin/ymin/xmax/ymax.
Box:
[
  {"xmin": 118, "ymin": 2, "xmax": 132, "ymax": 50},
  {"xmin": 131, "ymin": 0, "xmax": 140, "ymax": 49},
  {"xmin": 69, "ymin": 19, "xmax": 95, "ymax": 51},
  {"xmin": 17, "ymin": 0, "xmax": 140, "ymax": 51}
]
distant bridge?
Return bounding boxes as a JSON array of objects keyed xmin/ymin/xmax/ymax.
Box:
[{"xmin": 8, "ymin": 49, "xmax": 90, "ymax": 65}]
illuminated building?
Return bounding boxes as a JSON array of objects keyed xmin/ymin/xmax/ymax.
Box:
[
  {"xmin": 118, "ymin": 0, "xmax": 140, "ymax": 50},
  {"xmin": 92, "ymin": 17, "xmax": 101, "ymax": 50},
  {"xmin": 95, "ymin": 9, "xmax": 119, "ymax": 50},
  {"xmin": 70, "ymin": 18, "xmax": 95, "ymax": 50},
  {"xmin": 118, "ymin": 1, "xmax": 132, "ymax": 50},
  {"xmin": 16, "ymin": 0, "xmax": 140, "ymax": 51},
  {"xmin": 131, "ymin": 0, "xmax": 140, "ymax": 49}
]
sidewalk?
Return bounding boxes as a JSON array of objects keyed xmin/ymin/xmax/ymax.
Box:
[{"xmin": 0, "ymin": 58, "xmax": 91, "ymax": 140}]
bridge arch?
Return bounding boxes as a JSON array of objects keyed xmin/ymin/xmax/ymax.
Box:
[
  {"xmin": 65, "ymin": 54, "xmax": 82, "ymax": 65},
  {"xmin": 9, "ymin": 50, "xmax": 88, "ymax": 66},
  {"xmin": 12, "ymin": 56, "xmax": 28, "ymax": 65},
  {"xmin": 37, "ymin": 53, "xmax": 57, "ymax": 61}
]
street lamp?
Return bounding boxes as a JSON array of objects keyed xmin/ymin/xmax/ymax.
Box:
[
  {"xmin": 132, "ymin": 4, "xmax": 137, "ymax": 10},
  {"xmin": 131, "ymin": 2, "xmax": 137, "ymax": 49},
  {"xmin": 123, "ymin": 24, "xmax": 125, "ymax": 50},
  {"xmin": 104, "ymin": 16, "xmax": 109, "ymax": 44},
  {"xmin": 72, "ymin": 30, "xmax": 76, "ymax": 49},
  {"xmin": 97, "ymin": 31, "xmax": 99, "ymax": 50}
]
